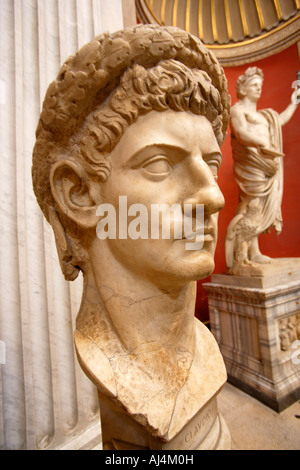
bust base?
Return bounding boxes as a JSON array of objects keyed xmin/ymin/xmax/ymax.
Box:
[{"xmin": 99, "ymin": 389, "xmax": 231, "ymax": 450}]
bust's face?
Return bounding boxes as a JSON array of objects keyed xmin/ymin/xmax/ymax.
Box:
[
  {"xmin": 243, "ymin": 76, "xmax": 263, "ymax": 103},
  {"xmin": 89, "ymin": 109, "xmax": 224, "ymax": 289}
]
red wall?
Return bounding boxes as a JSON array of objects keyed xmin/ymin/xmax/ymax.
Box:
[{"xmin": 196, "ymin": 44, "xmax": 300, "ymax": 323}]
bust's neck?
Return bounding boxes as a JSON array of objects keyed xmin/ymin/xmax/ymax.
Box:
[
  {"xmin": 76, "ymin": 262, "xmax": 196, "ymax": 358},
  {"xmin": 241, "ymin": 96, "xmax": 258, "ymax": 111}
]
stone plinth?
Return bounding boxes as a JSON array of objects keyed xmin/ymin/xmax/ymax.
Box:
[
  {"xmin": 98, "ymin": 390, "xmax": 230, "ymax": 450},
  {"xmin": 204, "ymin": 260, "xmax": 300, "ymax": 412}
]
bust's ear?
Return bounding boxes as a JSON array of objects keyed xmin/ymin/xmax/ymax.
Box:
[
  {"xmin": 50, "ymin": 159, "xmax": 100, "ymax": 230},
  {"xmin": 239, "ymin": 86, "xmax": 247, "ymax": 98}
]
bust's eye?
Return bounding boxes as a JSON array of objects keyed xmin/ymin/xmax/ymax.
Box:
[
  {"xmin": 204, "ymin": 154, "xmax": 222, "ymax": 181},
  {"xmin": 141, "ymin": 156, "xmax": 172, "ymax": 177}
]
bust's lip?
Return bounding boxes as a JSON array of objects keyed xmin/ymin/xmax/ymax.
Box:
[
  {"xmin": 182, "ymin": 222, "xmax": 214, "ymax": 242},
  {"xmin": 183, "ymin": 231, "xmax": 214, "ymax": 242}
]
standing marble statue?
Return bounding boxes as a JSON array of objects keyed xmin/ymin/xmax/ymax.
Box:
[
  {"xmin": 32, "ymin": 25, "xmax": 231, "ymax": 450},
  {"xmin": 226, "ymin": 67, "xmax": 299, "ymax": 273}
]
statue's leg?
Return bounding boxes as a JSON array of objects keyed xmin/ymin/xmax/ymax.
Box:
[
  {"xmin": 235, "ymin": 235, "xmax": 249, "ymax": 264},
  {"xmin": 248, "ymin": 236, "xmax": 273, "ymax": 263}
]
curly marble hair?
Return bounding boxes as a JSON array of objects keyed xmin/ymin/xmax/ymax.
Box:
[
  {"xmin": 236, "ymin": 66, "xmax": 264, "ymax": 100},
  {"xmin": 32, "ymin": 24, "xmax": 230, "ymax": 280}
]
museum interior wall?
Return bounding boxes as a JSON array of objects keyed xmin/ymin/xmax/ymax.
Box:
[{"xmin": 0, "ymin": 0, "xmax": 299, "ymax": 449}]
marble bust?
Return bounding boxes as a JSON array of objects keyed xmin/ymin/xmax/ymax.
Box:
[
  {"xmin": 32, "ymin": 25, "xmax": 231, "ymax": 450},
  {"xmin": 226, "ymin": 66, "xmax": 299, "ymax": 274}
]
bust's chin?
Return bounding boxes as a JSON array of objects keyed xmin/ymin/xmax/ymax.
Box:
[
  {"xmin": 128, "ymin": 254, "xmax": 216, "ymax": 291},
  {"xmin": 160, "ymin": 248, "xmax": 216, "ymax": 286},
  {"xmin": 87, "ymin": 233, "xmax": 217, "ymax": 292}
]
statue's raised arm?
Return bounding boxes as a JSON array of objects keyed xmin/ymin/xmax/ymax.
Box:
[{"xmin": 279, "ymin": 84, "xmax": 299, "ymax": 126}]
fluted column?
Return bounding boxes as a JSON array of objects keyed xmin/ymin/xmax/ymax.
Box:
[{"xmin": 0, "ymin": 0, "xmax": 128, "ymax": 450}]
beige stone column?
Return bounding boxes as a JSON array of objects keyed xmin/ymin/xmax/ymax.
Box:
[{"xmin": 0, "ymin": 0, "xmax": 129, "ymax": 450}]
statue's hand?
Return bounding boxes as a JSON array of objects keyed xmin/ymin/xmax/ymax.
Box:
[{"xmin": 291, "ymin": 87, "xmax": 300, "ymax": 105}]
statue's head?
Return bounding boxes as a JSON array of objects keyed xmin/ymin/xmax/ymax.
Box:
[
  {"xmin": 32, "ymin": 25, "xmax": 230, "ymax": 288},
  {"xmin": 236, "ymin": 66, "xmax": 264, "ymax": 101}
]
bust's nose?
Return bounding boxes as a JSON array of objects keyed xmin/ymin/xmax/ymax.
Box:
[{"xmin": 184, "ymin": 155, "xmax": 225, "ymax": 216}]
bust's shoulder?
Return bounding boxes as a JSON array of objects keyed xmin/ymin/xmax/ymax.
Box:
[
  {"xmin": 74, "ymin": 328, "xmax": 117, "ymax": 397},
  {"xmin": 231, "ymin": 101, "xmax": 245, "ymax": 117},
  {"xmin": 193, "ymin": 317, "xmax": 224, "ymax": 357}
]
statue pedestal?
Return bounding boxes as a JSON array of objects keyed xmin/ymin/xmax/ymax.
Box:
[
  {"xmin": 98, "ymin": 390, "xmax": 231, "ymax": 450},
  {"xmin": 204, "ymin": 259, "xmax": 300, "ymax": 412}
]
